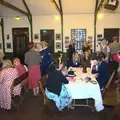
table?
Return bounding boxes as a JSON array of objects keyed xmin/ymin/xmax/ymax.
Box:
[{"xmin": 65, "ymin": 68, "xmax": 104, "ymax": 112}]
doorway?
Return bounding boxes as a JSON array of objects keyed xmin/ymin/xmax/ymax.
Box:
[
  {"xmin": 104, "ymin": 28, "xmax": 119, "ymax": 43},
  {"xmin": 12, "ymin": 28, "xmax": 29, "ymax": 64},
  {"xmin": 40, "ymin": 29, "xmax": 54, "ymax": 54}
]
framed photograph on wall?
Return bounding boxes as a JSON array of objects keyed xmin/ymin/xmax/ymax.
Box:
[
  {"xmin": 56, "ymin": 42, "xmax": 61, "ymax": 49},
  {"xmin": 6, "ymin": 43, "xmax": 12, "ymax": 49},
  {"xmin": 34, "ymin": 34, "xmax": 39, "ymax": 39},
  {"xmin": 56, "ymin": 33, "xmax": 61, "ymax": 40}
]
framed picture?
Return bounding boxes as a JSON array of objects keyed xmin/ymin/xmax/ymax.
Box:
[
  {"xmin": 56, "ymin": 42, "xmax": 61, "ymax": 49},
  {"xmin": 6, "ymin": 34, "xmax": 10, "ymax": 40},
  {"xmin": 34, "ymin": 34, "xmax": 39, "ymax": 39},
  {"xmin": 65, "ymin": 36, "xmax": 69, "ymax": 39},
  {"xmin": 6, "ymin": 43, "xmax": 12, "ymax": 49},
  {"xmin": 56, "ymin": 34, "xmax": 61, "ymax": 40}
]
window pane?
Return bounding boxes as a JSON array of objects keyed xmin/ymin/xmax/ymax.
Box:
[{"xmin": 71, "ymin": 29, "xmax": 86, "ymax": 52}]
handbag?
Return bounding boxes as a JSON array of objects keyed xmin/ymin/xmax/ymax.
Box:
[{"xmin": 112, "ymin": 54, "xmax": 120, "ymax": 62}]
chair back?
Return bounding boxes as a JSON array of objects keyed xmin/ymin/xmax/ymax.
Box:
[
  {"xmin": 11, "ymin": 72, "xmax": 28, "ymax": 96},
  {"xmin": 103, "ymin": 71, "xmax": 115, "ymax": 98},
  {"xmin": 39, "ymin": 75, "xmax": 49, "ymax": 103},
  {"xmin": 13, "ymin": 72, "xmax": 28, "ymax": 86}
]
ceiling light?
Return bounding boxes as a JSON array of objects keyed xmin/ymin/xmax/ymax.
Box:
[
  {"xmin": 54, "ymin": 15, "xmax": 60, "ymax": 20},
  {"xmin": 15, "ymin": 16, "xmax": 21, "ymax": 20},
  {"xmin": 97, "ymin": 13, "xmax": 104, "ymax": 20}
]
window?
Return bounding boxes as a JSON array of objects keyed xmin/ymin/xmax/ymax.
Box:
[{"xmin": 71, "ymin": 29, "xmax": 86, "ymax": 53}]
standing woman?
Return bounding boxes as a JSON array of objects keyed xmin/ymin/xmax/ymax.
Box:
[
  {"xmin": 67, "ymin": 40, "xmax": 75, "ymax": 67},
  {"xmin": 40, "ymin": 41, "xmax": 51, "ymax": 76},
  {"xmin": 82, "ymin": 41, "xmax": 90, "ymax": 53},
  {"xmin": 24, "ymin": 42, "xmax": 41, "ymax": 96}
]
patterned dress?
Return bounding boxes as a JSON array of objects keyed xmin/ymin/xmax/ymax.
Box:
[
  {"xmin": 0, "ymin": 68, "xmax": 21, "ymax": 110},
  {"xmin": 45, "ymin": 85, "xmax": 72, "ymax": 111}
]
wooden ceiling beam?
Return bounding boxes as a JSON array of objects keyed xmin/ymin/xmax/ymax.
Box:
[
  {"xmin": 50, "ymin": 0, "xmax": 61, "ymax": 15},
  {"xmin": 96, "ymin": 0, "xmax": 105, "ymax": 14},
  {"xmin": 22, "ymin": 0, "xmax": 31, "ymax": 16},
  {"xmin": 58, "ymin": 0, "xmax": 63, "ymax": 15},
  {"xmin": 0, "ymin": 0, "xmax": 29, "ymax": 16}
]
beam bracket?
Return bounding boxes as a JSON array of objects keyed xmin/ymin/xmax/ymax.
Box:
[{"xmin": 22, "ymin": 0, "xmax": 33, "ymax": 42}]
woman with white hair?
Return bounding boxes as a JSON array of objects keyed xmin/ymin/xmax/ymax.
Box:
[{"xmin": 0, "ymin": 59, "xmax": 21, "ymax": 110}]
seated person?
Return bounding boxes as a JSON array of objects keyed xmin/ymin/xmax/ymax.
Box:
[
  {"xmin": 13, "ymin": 58, "xmax": 28, "ymax": 91},
  {"xmin": 57, "ymin": 51, "xmax": 64, "ymax": 71},
  {"xmin": 72, "ymin": 51, "xmax": 80, "ymax": 67},
  {"xmin": 92, "ymin": 52, "xmax": 110, "ymax": 89},
  {"xmin": 81, "ymin": 50, "xmax": 92, "ymax": 68},
  {"xmin": 0, "ymin": 59, "xmax": 21, "ymax": 110},
  {"xmin": 45, "ymin": 58, "xmax": 73, "ymax": 111}
]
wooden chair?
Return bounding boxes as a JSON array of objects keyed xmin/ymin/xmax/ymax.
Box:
[
  {"xmin": 39, "ymin": 75, "xmax": 56, "ymax": 115},
  {"xmin": 102, "ymin": 71, "xmax": 115, "ymax": 99},
  {"xmin": 109, "ymin": 102, "xmax": 120, "ymax": 120},
  {"xmin": 10, "ymin": 72, "xmax": 28, "ymax": 111}
]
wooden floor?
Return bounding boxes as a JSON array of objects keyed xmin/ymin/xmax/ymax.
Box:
[
  {"xmin": 0, "ymin": 82, "xmax": 120, "ymax": 120},
  {"xmin": 0, "ymin": 72, "xmax": 120, "ymax": 120}
]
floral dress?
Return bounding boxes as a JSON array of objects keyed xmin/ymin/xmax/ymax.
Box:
[
  {"xmin": 0, "ymin": 68, "xmax": 21, "ymax": 110},
  {"xmin": 45, "ymin": 85, "xmax": 72, "ymax": 111}
]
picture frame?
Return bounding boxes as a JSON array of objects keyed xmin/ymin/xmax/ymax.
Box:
[
  {"xmin": 6, "ymin": 34, "xmax": 10, "ymax": 40},
  {"xmin": 6, "ymin": 43, "xmax": 12, "ymax": 49},
  {"xmin": 65, "ymin": 36, "xmax": 69, "ymax": 39},
  {"xmin": 56, "ymin": 33, "xmax": 61, "ymax": 40},
  {"xmin": 34, "ymin": 34, "xmax": 39, "ymax": 39},
  {"xmin": 56, "ymin": 42, "xmax": 61, "ymax": 49}
]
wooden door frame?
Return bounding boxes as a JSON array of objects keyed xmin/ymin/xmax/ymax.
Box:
[
  {"xmin": 40, "ymin": 29, "xmax": 55, "ymax": 53},
  {"xmin": 104, "ymin": 28, "xmax": 120, "ymax": 43},
  {"xmin": 12, "ymin": 27, "xmax": 29, "ymax": 56}
]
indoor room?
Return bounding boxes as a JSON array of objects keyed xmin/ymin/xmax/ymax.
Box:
[{"xmin": 0, "ymin": 0, "xmax": 120, "ymax": 120}]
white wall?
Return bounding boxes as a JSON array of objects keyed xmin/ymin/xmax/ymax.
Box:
[
  {"xmin": 63, "ymin": 14, "xmax": 94, "ymax": 52},
  {"xmin": 3, "ymin": 17, "xmax": 30, "ymax": 53},
  {"xmin": 97, "ymin": 13, "xmax": 120, "ymax": 35},
  {"xmin": 96, "ymin": 13, "xmax": 120, "ymax": 51},
  {"xmin": 1, "ymin": 13, "xmax": 120, "ymax": 53},
  {"xmin": 33, "ymin": 15, "xmax": 61, "ymax": 52}
]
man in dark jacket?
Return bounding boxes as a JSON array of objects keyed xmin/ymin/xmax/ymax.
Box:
[{"xmin": 92, "ymin": 52, "xmax": 110, "ymax": 89}]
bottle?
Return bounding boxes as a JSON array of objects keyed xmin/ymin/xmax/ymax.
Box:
[{"xmin": 82, "ymin": 64, "xmax": 87, "ymax": 73}]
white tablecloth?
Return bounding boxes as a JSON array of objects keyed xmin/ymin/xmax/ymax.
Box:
[{"xmin": 65, "ymin": 68, "xmax": 104, "ymax": 112}]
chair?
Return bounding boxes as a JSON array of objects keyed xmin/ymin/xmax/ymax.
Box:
[
  {"xmin": 102, "ymin": 71, "xmax": 115, "ymax": 98},
  {"xmin": 39, "ymin": 75, "xmax": 56, "ymax": 115},
  {"xmin": 10, "ymin": 72, "xmax": 28, "ymax": 111},
  {"xmin": 109, "ymin": 102, "xmax": 120, "ymax": 120}
]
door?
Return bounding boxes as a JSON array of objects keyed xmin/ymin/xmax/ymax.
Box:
[
  {"xmin": 12, "ymin": 28, "xmax": 29, "ymax": 64},
  {"xmin": 104, "ymin": 28, "xmax": 119, "ymax": 43},
  {"xmin": 40, "ymin": 30, "xmax": 54, "ymax": 54}
]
